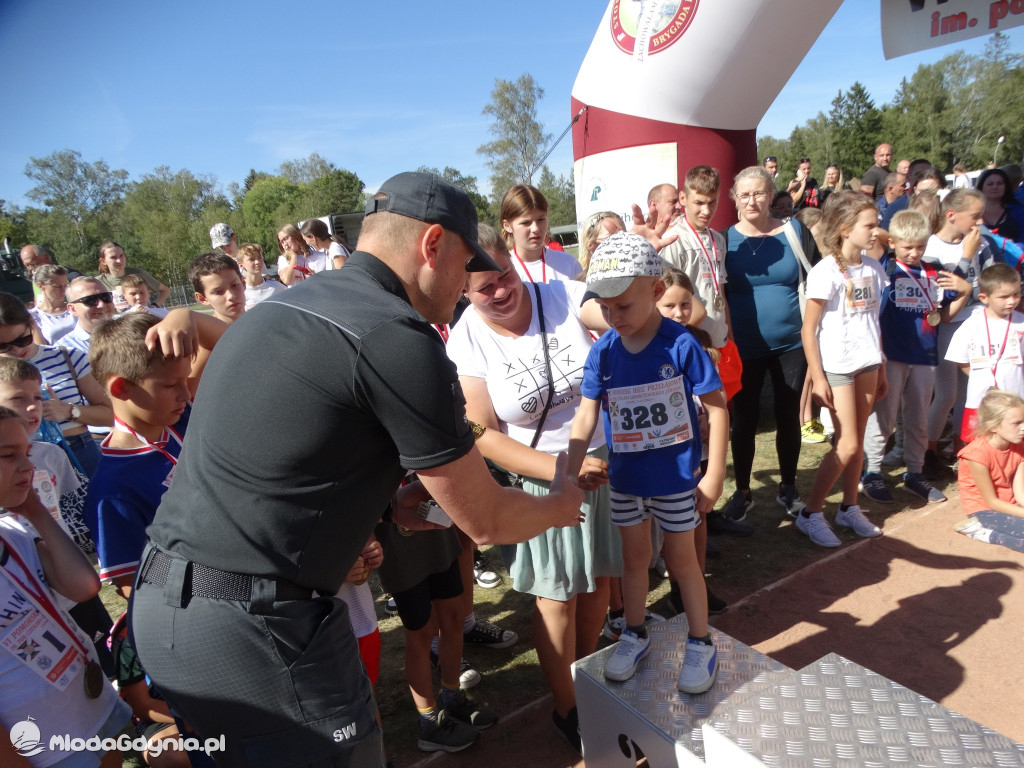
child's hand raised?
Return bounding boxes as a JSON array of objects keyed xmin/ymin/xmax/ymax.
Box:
[
  {"xmin": 145, "ymin": 308, "xmax": 200, "ymax": 358},
  {"xmin": 962, "ymin": 226, "xmax": 982, "ymax": 260}
]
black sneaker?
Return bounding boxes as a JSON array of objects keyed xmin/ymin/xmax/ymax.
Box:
[
  {"xmin": 417, "ymin": 710, "xmax": 479, "ymax": 753},
  {"xmin": 384, "ymin": 596, "xmax": 398, "ymax": 616},
  {"xmin": 552, "ymin": 706, "xmax": 581, "ymax": 755},
  {"xmin": 463, "ymin": 619, "xmax": 517, "ymax": 649},
  {"xmin": 719, "ymin": 489, "xmax": 753, "ymax": 522},
  {"xmin": 443, "ymin": 689, "xmax": 498, "ymax": 730},
  {"xmin": 775, "ymin": 483, "xmax": 805, "ymax": 519},
  {"xmin": 706, "ymin": 510, "xmax": 754, "ymax": 536}
]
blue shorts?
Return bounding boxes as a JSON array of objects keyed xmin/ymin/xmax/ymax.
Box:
[
  {"xmin": 610, "ymin": 488, "xmax": 699, "ymax": 533},
  {"xmin": 49, "ymin": 698, "xmax": 132, "ymax": 768}
]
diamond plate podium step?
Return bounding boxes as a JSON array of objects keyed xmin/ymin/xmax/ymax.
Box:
[
  {"xmin": 573, "ymin": 613, "xmax": 791, "ymax": 766},
  {"xmin": 702, "ymin": 652, "xmax": 1024, "ymax": 767}
]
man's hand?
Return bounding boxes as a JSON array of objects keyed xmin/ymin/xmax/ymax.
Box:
[{"xmin": 550, "ymin": 452, "xmax": 586, "ymax": 527}]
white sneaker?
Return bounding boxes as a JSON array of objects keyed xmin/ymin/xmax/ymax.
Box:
[
  {"xmin": 604, "ymin": 630, "xmax": 650, "ymax": 681},
  {"xmin": 795, "ymin": 512, "xmax": 841, "ymax": 547},
  {"xmin": 677, "ymin": 637, "xmax": 718, "ymax": 694},
  {"xmin": 835, "ymin": 505, "xmax": 882, "ymax": 538}
]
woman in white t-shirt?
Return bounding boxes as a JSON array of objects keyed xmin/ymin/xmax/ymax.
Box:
[
  {"xmin": 276, "ymin": 224, "xmax": 326, "ymax": 285},
  {"xmin": 446, "ymin": 225, "xmax": 616, "ymax": 753},
  {"xmin": 923, "ymin": 188, "xmax": 995, "ymax": 468},
  {"xmin": 799, "ymin": 191, "xmax": 888, "ymax": 547},
  {"xmin": 300, "ymin": 218, "xmax": 351, "ymax": 270},
  {"xmin": 501, "ymin": 185, "xmax": 583, "ymax": 284}
]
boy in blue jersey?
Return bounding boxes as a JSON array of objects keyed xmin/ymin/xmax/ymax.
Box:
[
  {"xmin": 861, "ymin": 211, "xmax": 971, "ymax": 505},
  {"xmin": 84, "ymin": 310, "xmax": 225, "ymax": 598},
  {"xmin": 568, "ymin": 232, "xmax": 728, "ymax": 693}
]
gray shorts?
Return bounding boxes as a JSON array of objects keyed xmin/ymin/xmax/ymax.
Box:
[{"xmin": 825, "ymin": 363, "xmax": 880, "ymax": 389}]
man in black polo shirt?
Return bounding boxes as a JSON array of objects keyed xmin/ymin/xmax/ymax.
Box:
[{"xmin": 130, "ymin": 172, "xmax": 585, "ymax": 767}]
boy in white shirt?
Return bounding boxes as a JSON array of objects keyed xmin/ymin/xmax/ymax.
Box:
[
  {"xmin": 946, "ymin": 263, "xmax": 1024, "ymax": 444},
  {"xmin": 239, "ymin": 243, "xmax": 286, "ymax": 309}
]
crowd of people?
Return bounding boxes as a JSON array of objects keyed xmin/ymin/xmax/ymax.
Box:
[{"xmin": 2, "ymin": 150, "xmax": 1024, "ymax": 767}]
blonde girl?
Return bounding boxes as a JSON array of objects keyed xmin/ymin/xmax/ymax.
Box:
[
  {"xmin": 955, "ymin": 390, "xmax": 1024, "ymax": 553},
  {"xmin": 276, "ymin": 223, "xmax": 323, "ymax": 285},
  {"xmin": 579, "ymin": 211, "xmax": 626, "ymax": 277},
  {"xmin": 500, "ymin": 185, "xmax": 583, "ymax": 284},
  {"xmin": 798, "ymin": 191, "xmax": 889, "ymax": 547}
]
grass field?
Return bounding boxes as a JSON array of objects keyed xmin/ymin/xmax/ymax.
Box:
[{"xmin": 96, "ymin": 392, "xmax": 940, "ymax": 767}]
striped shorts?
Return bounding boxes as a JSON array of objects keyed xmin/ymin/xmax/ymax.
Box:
[{"xmin": 609, "ymin": 488, "xmax": 699, "ymax": 533}]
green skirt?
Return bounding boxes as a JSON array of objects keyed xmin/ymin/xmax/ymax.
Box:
[{"xmin": 501, "ymin": 446, "xmax": 622, "ymax": 601}]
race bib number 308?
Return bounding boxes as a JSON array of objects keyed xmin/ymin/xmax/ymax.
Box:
[{"xmin": 608, "ymin": 376, "xmax": 693, "ymax": 453}]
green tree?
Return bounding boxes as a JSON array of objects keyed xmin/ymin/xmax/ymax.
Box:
[
  {"xmin": 298, "ymin": 169, "xmax": 365, "ymax": 217},
  {"xmin": 827, "ymin": 82, "xmax": 883, "ymax": 179},
  {"xmin": 536, "ymin": 166, "xmax": 576, "ymax": 228},
  {"xmin": 119, "ymin": 167, "xmax": 225, "ymax": 287},
  {"xmin": 278, "ymin": 152, "xmax": 336, "ymax": 185},
  {"xmin": 478, "ymin": 74, "xmax": 552, "ymax": 202},
  {"xmin": 240, "ymin": 176, "xmax": 301, "ymax": 257},
  {"xmin": 22, "ymin": 149, "xmax": 130, "ymax": 264}
]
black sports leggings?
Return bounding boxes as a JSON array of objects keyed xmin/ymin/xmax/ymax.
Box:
[{"xmin": 730, "ymin": 347, "xmax": 807, "ymax": 490}]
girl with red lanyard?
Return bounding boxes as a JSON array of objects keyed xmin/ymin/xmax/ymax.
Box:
[
  {"xmin": 0, "ymin": 407, "xmax": 130, "ymax": 767},
  {"xmin": 500, "ymin": 185, "xmax": 583, "ymax": 285}
]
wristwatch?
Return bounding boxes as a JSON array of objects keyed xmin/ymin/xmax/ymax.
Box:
[{"xmin": 70, "ymin": 405, "xmax": 83, "ymax": 421}]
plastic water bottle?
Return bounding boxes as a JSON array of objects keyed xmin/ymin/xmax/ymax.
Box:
[{"xmin": 33, "ymin": 386, "xmax": 65, "ymax": 444}]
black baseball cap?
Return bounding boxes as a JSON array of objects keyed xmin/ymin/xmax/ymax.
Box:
[{"xmin": 365, "ymin": 172, "xmax": 500, "ymax": 272}]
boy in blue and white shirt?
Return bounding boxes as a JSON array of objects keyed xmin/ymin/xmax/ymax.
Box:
[{"xmin": 568, "ymin": 232, "xmax": 728, "ymax": 693}]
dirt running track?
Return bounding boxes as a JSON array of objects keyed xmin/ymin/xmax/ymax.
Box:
[{"xmin": 409, "ymin": 496, "xmax": 1024, "ymax": 768}]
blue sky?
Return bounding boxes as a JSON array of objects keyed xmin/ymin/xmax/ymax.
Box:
[{"xmin": 3, "ymin": 1, "xmax": 1022, "ymax": 208}]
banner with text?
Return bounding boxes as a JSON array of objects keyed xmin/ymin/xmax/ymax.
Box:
[{"xmin": 882, "ymin": 0, "xmax": 1024, "ymax": 59}]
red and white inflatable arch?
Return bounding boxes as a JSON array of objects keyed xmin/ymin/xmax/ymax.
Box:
[{"xmin": 571, "ymin": 0, "xmax": 842, "ymax": 231}]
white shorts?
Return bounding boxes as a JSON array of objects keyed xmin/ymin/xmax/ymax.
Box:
[{"xmin": 609, "ymin": 488, "xmax": 699, "ymax": 533}]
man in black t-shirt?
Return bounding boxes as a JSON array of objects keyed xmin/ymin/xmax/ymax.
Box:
[
  {"xmin": 860, "ymin": 143, "xmax": 894, "ymax": 201},
  {"xmin": 130, "ymin": 172, "xmax": 586, "ymax": 767}
]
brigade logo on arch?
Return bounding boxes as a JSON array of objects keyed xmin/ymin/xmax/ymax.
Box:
[{"xmin": 610, "ymin": 0, "xmax": 699, "ymax": 56}]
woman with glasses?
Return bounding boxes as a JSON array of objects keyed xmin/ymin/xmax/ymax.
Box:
[
  {"xmin": 0, "ymin": 292, "xmax": 113, "ymax": 477},
  {"xmin": 28, "ymin": 264, "xmax": 76, "ymax": 344},
  {"xmin": 95, "ymin": 241, "xmax": 171, "ymax": 311},
  {"xmin": 720, "ymin": 166, "xmax": 821, "ymax": 523}
]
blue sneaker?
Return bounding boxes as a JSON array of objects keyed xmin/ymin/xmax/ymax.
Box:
[
  {"xmin": 677, "ymin": 636, "xmax": 718, "ymax": 694},
  {"xmin": 859, "ymin": 472, "xmax": 894, "ymax": 504},
  {"xmin": 604, "ymin": 629, "xmax": 650, "ymax": 681}
]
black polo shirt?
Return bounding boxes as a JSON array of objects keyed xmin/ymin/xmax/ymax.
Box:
[{"xmin": 147, "ymin": 251, "xmax": 475, "ymax": 593}]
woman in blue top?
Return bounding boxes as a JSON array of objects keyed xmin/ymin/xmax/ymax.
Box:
[{"xmin": 721, "ymin": 166, "xmax": 820, "ymax": 522}]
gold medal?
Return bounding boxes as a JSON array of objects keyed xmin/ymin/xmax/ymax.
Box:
[
  {"xmin": 713, "ymin": 295, "xmax": 725, "ymax": 312},
  {"xmin": 926, "ymin": 311, "xmax": 940, "ymax": 326},
  {"xmin": 84, "ymin": 659, "xmax": 104, "ymax": 699}
]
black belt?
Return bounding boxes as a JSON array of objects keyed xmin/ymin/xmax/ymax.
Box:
[{"xmin": 139, "ymin": 547, "xmax": 313, "ymax": 602}]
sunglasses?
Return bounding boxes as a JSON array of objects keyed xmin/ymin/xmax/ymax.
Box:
[
  {"xmin": 0, "ymin": 333, "xmax": 33, "ymax": 354},
  {"xmin": 70, "ymin": 292, "xmax": 114, "ymax": 308}
]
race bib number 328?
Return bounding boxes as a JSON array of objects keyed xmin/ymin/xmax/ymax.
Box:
[{"xmin": 608, "ymin": 376, "xmax": 693, "ymax": 453}]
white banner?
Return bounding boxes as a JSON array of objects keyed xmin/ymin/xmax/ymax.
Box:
[
  {"xmin": 882, "ymin": 0, "xmax": 1024, "ymax": 59},
  {"xmin": 573, "ymin": 143, "xmax": 677, "ymax": 232}
]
